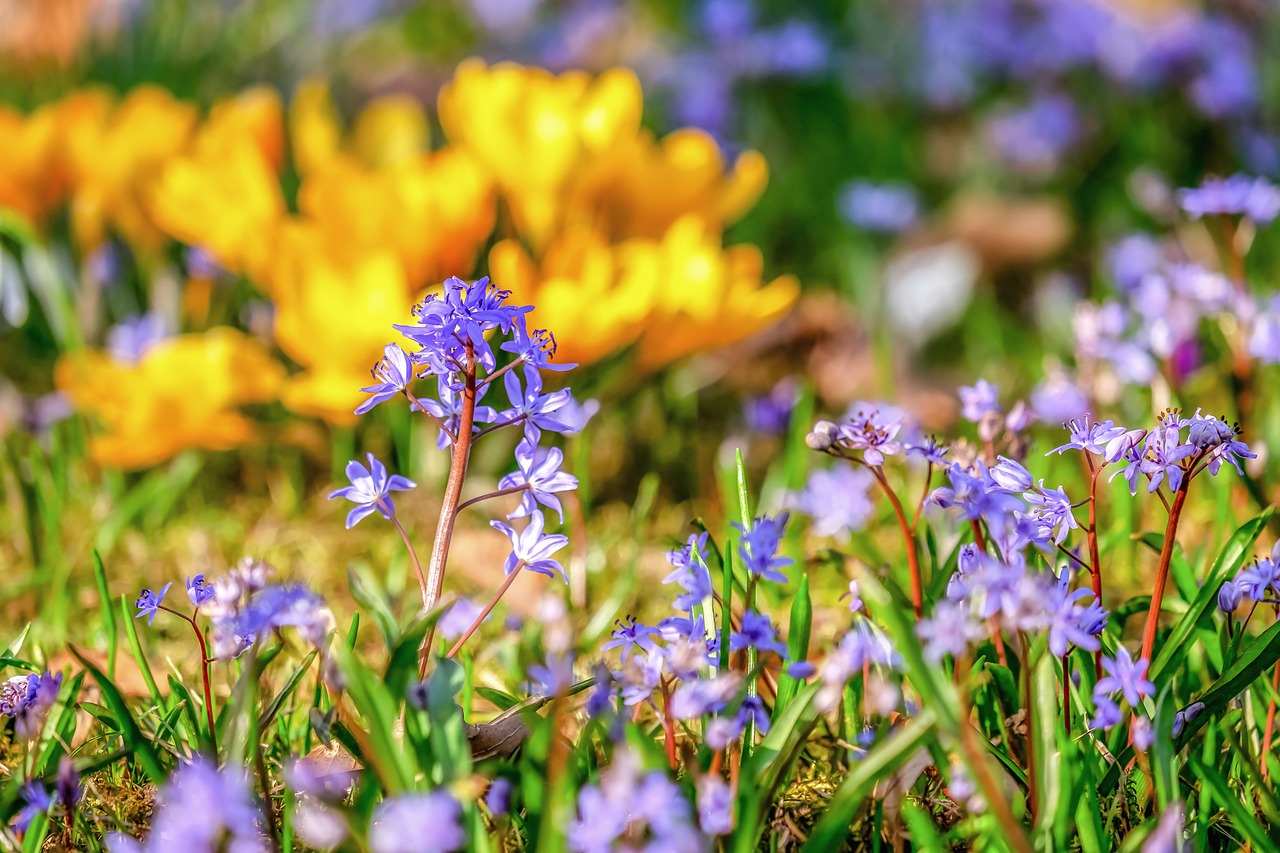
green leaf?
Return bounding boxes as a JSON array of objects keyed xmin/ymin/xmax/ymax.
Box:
[
  {"xmin": 92, "ymin": 551, "xmax": 119, "ymax": 680},
  {"xmin": 1152, "ymin": 509, "xmax": 1273, "ymax": 682},
  {"xmin": 70, "ymin": 646, "xmax": 166, "ymax": 784},
  {"xmin": 426, "ymin": 657, "xmax": 472, "ymax": 784},
  {"xmin": 333, "ymin": 642, "xmax": 413, "ymax": 792},
  {"xmin": 1176, "ymin": 618, "xmax": 1280, "ymax": 750},
  {"xmin": 1031, "ymin": 650, "xmax": 1062, "ymax": 844},
  {"xmin": 118, "ymin": 595, "xmax": 164, "ymax": 710},
  {"xmin": 774, "ymin": 574, "xmax": 812, "ymax": 715},
  {"xmin": 383, "ymin": 603, "xmax": 448, "ymax": 701},
  {"xmin": 1186, "ymin": 754, "xmax": 1278, "ymax": 850},
  {"xmin": 347, "ymin": 566, "xmax": 399, "ymax": 650},
  {"xmin": 800, "ymin": 708, "xmax": 937, "ymax": 852},
  {"xmin": 260, "ymin": 650, "xmax": 318, "ymax": 731},
  {"xmin": 475, "ymin": 687, "xmax": 520, "ymax": 711}
]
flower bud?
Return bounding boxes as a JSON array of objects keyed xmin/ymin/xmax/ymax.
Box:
[
  {"xmin": 1171, "ymin": 710, "xmax": 1187, "ymax": 738},
  {"xmin": 1218, "ymin": 580, "xmax": 1243, "ymax": 613},
  {"xmin": 1104, "ymin": 429, "xmax": 1147, "ymax": 462},
  {"xmin": 990, "ymin": 456, "xmax": 1033, "ymax": 493},
  {"xmin": 805, "ymin": 420, "xmax": 839, "ymax": 452}
]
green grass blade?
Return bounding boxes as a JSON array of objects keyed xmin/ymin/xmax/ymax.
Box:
[
  {"xmin": 70, "ymin": 646, "xmax": 166, "ymax": 784},
  {"xmin": 118, "ymin": 595, "xmax": 164, "ymax": 710},
  {"xmin": 92, "ymin": 550, "xmax": 119, "ymax": 680}
]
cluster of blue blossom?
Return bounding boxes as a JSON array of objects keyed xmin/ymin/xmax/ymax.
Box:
[
  {"xmin": 134, "ymin": 560, "xmax": 334, "ymax": 660},
  {"xmin": 1219, "ymin": 541, "xmax": 1280, "ymax": 615},
  {"xmin": 13, "ymin": 759, "xmax": 78, "ymax": 836},
  {"xmin": 108, "ymin": 759, "xmax": 267, "ymax": 852},
  {"xmin": 1076, "ymin": 175, "xmax": 1280, "ymax": 389},
  {"xmin": 331, "ymin": 276, "xmax": 583, "ymax": 589},
  {"xmin": 0, "ymin": 669, "xmax": 62, "ymax": 741},
  {"xmin": 567, "ymin": 749, "xmax": 725, "ymax": 853}
]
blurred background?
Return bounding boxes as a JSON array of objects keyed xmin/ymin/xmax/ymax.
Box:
[{"xmin": 3, "ymin": 0, "xmax": 1279, "ymax": 643}]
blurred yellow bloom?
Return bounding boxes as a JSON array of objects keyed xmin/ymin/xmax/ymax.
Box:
[
  {"xmin": 150, "ymin": 90, "xmax": 287, "ymax": 280},
  {"xmin": 351, "ymin": 94, "xmax": 431, "ymax": 169},
  {"xmin": 439, "ymin": 59, "xmax": 643, "ymax": 250},
  {"xmin": 64, "ymin": 85, "xmax": 198, "ymax": 253},
  {"xmin": 267, "ymin": 223, "xmax": 416, "ymax": 424},
  {"xmin": 54, "ymin": 328, "xmax": 283, "ymax": 469},
  {"xmin": 490, "ymin": 216, "xmax": 798, "ymax": 370},
  {"xmin": 289, "ymin": 79, "xmax": 343, "ymax": 177}
]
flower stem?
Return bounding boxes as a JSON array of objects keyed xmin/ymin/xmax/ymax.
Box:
[
  {"xmin": 387, "ymin": 507, "xmax": 428, "ymax": 609},
  {"xmin": 446, "ymin": 562, "xmax": 525, "ymax": 660},
  {"xmin": 1140, "ymin": 485, "xmax": 1189, "ymax": 664},
  {"xmin": 161, "ymin": 605, "xmax": 219, "ymax": 757},
  {"xmin": 420, "ymin": 342, "xmax": 478, "ymax": 676},
  {"xmin": 1085, "ymin": 459, "xmax": 1104, "ymax": 678},
  {"xmin": 1262, "ymin": 659, "xmax": 1280, "ymax": 780},
  {"xmin": 869, "ymin": 466, "xmax": 922, "ymax": 618},
  {"xmin": 454, "ymin": 484, "xmax": 530, "ymax": 516}
]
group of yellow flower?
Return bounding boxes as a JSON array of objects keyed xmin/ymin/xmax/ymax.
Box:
[{"xmin": 1, "ymin": 60, "xmax": 798, "ymax": 467}]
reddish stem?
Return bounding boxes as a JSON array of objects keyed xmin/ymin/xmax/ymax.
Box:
[
  {"xmin": 161, "ymin": 605, "xmax": 218, "ymax": 756},
  {"xmin": 420, "ymin": 342, "xmax": 478, "ymax": 675},
  {"xmin": 387, "ymin": 507, "xmax": 428, "ymax": 608},
  {"xmin": 1140, "ymin": 486, "xmax": 1189, "ymax": 665},
  {"xmin": 870, "ymin": 466, "xmax": 922, "ymax": 618},
  {"xmin": 1085, "ymin": 459, "xmax": 1104, "ymax": 678},
  {"xmin": 454, "ymin": 484, "xmax": 529, "ymax": 516},
  {"xmin": 446, "ymin": 562, "xmax": 525, "ymax": 660},
  {"xmin": 1262, "ymin": 659, "xmax": 1280, "ymax": 780}
]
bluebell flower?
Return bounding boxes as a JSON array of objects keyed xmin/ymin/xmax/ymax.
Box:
[
  {"xmin": 601, "ymin": 617, "xmax": 661, "ymax": 661},
  {"xmin": 743, "ymin": 378, "xmax": 799, "ymax": 435},
  {"xmin": 1091, "ymin": 695, "xmax": 1123, "ymax": 730},
  {"xmin": 986, "ymin": 94, "xmax": 1081, "ymax": 175},
  {"xmin": 837, "ymin": 403, "xmax": 905, "ymax": 465},
  {"xmin": 838, "ymin": 181, "xmax": 919, "ymax": 233},
  {"xmin": 785, "ymin": 661, "xmax": 816, "ymax": 679},
  {"xmin": 735, "ymin": 694, "xmax": 771, "ymax": 734},
  {"xmin": 439, "ymin": 598, "xmax": 486, "ymax": 641},
  {"xmin": 989, "ymin": 456, "xmax": 1033, "ymax": 493},
  {"xmin": 1178, "ymin": 174, "xmax": 1280, "ymax": 224},
  {"xmin": 56, "ymin": 757, "xmax": 80, "ymax": 811},
  {"xmin": 186, "ymin": 574, "xmax": 215, "ymax": 607},
  {"xmin": 368, "ymin": 791, "xmax": 465, "ymax": 853},
  {"xmin": 906, "ymin": 435, "xmax": 950, "ymax": 465},
  {"xmin": 498, "ymin": 438, "xmax": 579, "ymax": 522},
  {"xmin": 1094, "ymin": 647, "xmax": 1155, "ymax": 709},
  {"xmin": 663, "ymin": 533, "xmax": 713, "ymax": 610},
  {"xmin": 697, "ymin": 775, "xmax": 734, "ymax": 836},
  {"xmin": 1046, "ymin": 584, "xmax": 1105, "ymax": 657},
  {"xmin": 106, "ymin": 314, "xmax": 168, "ymax": 363},
  {"xmin": 107, "ymin": 758, "xmax": 265, "ymax": 851},
  {"xmin": 1107, "ymin": 234, "xmax": 1163, "ymax": 292},
  {"xmin": 1024, "ymin": 482, "xmax": 1079, "ymax": 545},
  {"xmin": 1138, "ymin": 427, "xmax": 1196, "ymax": 493},
  {"xmin": 355, "ymin": 343, "xmax": 415, "ymax": 415},
  {"xmin": 1234, "ymin": 551, "xmax": 1280, "ymax": 602},
  {"xmin": 616, "ymin": 648, "xmax": 665, "ymax": 706},
  {"xmin": 327, "ymin": 453, "xmax": 416, "ymax": 529},
  {"xmin": 930, "ymin": 462, "xmax": 1024, "ymax": 528},
  {"xmin": 14, "ymin": 782, "xmax": 52, "ymax": 835},
  {"xmin": 529, "ymin": 652, "xmax": 576, "ymax": 696},
  {"xmin": 733, "ymin": 513, "xmax": 793, "ymax": 583},
  {"xmin": 134, "ymin": 582, "xmax": 172, "ymax": 625},
  {"xmin": 500, "ymin": 365, "xmax": 575, "ymax": 442},
  {"xmin": 729, "ymin": 610, "xmax": 788, "ymax": 658},
  {"xmin": 486, "ymin": 778, "xmax": 513, "ymax": 818},
  {"xmin": 958, "ymin": 379, "xmax": 1001, "ymax": 423},
  {"xmin": 1048, "ymin": 416, "xmax": 1126, "ymax": 456},
  {"xmin": 491, "ymin": 510, "xmax": 569, "ymax": 580},
  {"xmin": 917, "ymin": 600, "xmax": 984, "ymax": 662},
  {"xmin": 1218, "ymin": 579, "xmax": 1244, "ymax": 612},
  {"xmin": 500, "ymin": 317, "xmax": 576, "ymax": 372},
  {"xmin": 670, "ymin": 674, "xmax": 739, "ymax": 719},
  {"xmin": 416, "ymin": 377, "xmax": 500, "ymax": 449},
  {"xmin": 788, "ymin": 466, "xmax": 875, "ymax": 538},
  {"xmin": 1029, "ymin": 374, "xmax": 1090, "ymax": 425}
]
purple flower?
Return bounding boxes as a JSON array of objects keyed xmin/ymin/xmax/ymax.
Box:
[
  {"xmin": 395, "ymin": 276, "xmax": 530, "ymax": 376},
  {"xmin": 906, "ymin": 435, "xmax": 950, "ymax": 465},
  {"xmin": 1091, "ymin": 696, "xmax": 1123, "ymax": 730},
  {"xmin": 697, "ymin": 776, "xmax": 734, "ymax": 835},
  {"xmin": 500, "ymin": 316, "xmax": 576, "ymax": 372},
  {"xmin": 733, "ymin": 513, "xmax": 793, "ymax": 583},
  {"xmin": 1178, "ymin": 174, "xmax": 1280, "ymax": 224},
  {"xmin": 1140, "ymin": 801, "xmax": 1186, "ymax": 853},
  {"xmin": 1137, "ymin": 427, "xmax": 1196, "ymax": 493},
  {"xmin": 990, "ymin": 456, "xmax": 1032, "ymax": 493},
  {"xmin": 786, "ymin": 661, "xmax": 816, "ymax": 679},
  {"xmin": 108, "ymin": 758, "xmax": 265, "ymax": 851},
  {"xmin": 986, "ymin": 94, "xmax": 1081, "ymax": 175},
  {"xmin": 1132, "ymin": 715, "xmax": 1155, "ymax": 750},
  {"xmin": 416, "ymin": 377, "xmax": 501, "ymax": 449},
  {"xmin": 601, "ymin": 617, "xmax": 661, "ymax": 661},
  {"xmin": 327, "ymin": 453, "xmax": 416, "ymax": 529},
  {"xmin": 134, "ymin": 582, "xmax": 172, "ymax": 626},
  {"xmin": 931, "ymin": 462, "xmax": 1024, "ymax": 528},
  {"xmin": 1107, "ymin": 234, "xmax": 1163, "ymax": 292},
  {"xmin": 14, "ymin": 782, "xmax": 52, "ymax": 834},
  {"xmin": 958, "ymin": 379, "xmax": 1001, "ymax": 423},
  {"xmin": 1024, "ymin": 482, "xmax": 1079, "ymax": 545},
  {"xmin": 439, "ymin": 598, "xmax": 486, "ymax": 641},
  {"xmin": 1235, "ymin": 553, "xmax": 1280, "ymax": 601},
  {"xmin": 729, "ymin": 610, "xmax": 788, "ymax": 659},
  {"xmin": 500, "ymin": 365, "xmax": 575, "ymax": 442},
  {"xmin": 498, "ymin": 438, "xmax": 579, "ymax": 522},
  {"xmin": 1218, "ymin": 579, "xmax": 1244, "ymax": 612},
  {"xmin": 529, "ymin": 652, "xmax": 576, "ymax": 695},
  {"xmin": 1046, "ymin": 585, "xmax": 1105, "ymax": 657},
  {"xmin": 663, "ymin": 533, "xmax": 713, "ymax": 610},
  {"xmin": 1095, "ymin": 647, "xmax": 1155, "ymax": 709},
  {"xmin": 1048, "ymin": 416, "xmax": 1126, "ymax": 456},
  {"xmin": 735, "ymin": 694, "xmax": 771, "ymax": 735},
  {"xmin": 788, "ymin": 466, "xmax": 875, "ymax": 538},
  {"xmin": 186, "ymin": 574, "xmax": 215, "ymax": 607},
  {"xmin": 56, "ymin": 757, "xmax": 80, "ymax": 810},
  {"xmin": 839, "ymin": 181, "xmax": 919, "ymax": 233},
  {"xmin": 917, "ymin": 600, "xmax": 984, "ymax": 662},
  {"xmin": 837, "ymin": 403, "xmax": 905, "ymax": 466},
  {"xmin": 106, "ymin": 314, "xmax": 168, "ymax": 363},
  {"xmin": 355, "ymin": 344, "xmax": 415, "ymax": 415},
  {"xmin": 486, "ymin": 778, "xmax": 513, "ymax": 818},
  {"xmin": 368, "ymin": 791, "xmax": 465, "ymax": 853},
  {"xmin": 491, "ymin": 510, "xmax": 569, "ymax": 580},
  {"xmin": 1030, "ymin": 374, "xmax": 1089, "ymax": 424},
  {"xmin": 214, "ymin": 583, "xmax": 334, "ymax": 660},
  {"xmin": 743, "ymin": 378, "xmax": 800, "ymax": 435}
]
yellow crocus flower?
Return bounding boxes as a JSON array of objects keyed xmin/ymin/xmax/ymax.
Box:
[
  {"xmin": 267, "ymin": 223, "xmax": 416, "ymax": 424},
  {"xmin": 439, "ymin": 59, "xmax": 643, "ymax": 250},
  {"xmin": 54, "ymin": 328, "xmax": 284, "ymax": 469},
  {"xmin": 64, "ymin": 85, "xmax": 199, "ymax": 253}
]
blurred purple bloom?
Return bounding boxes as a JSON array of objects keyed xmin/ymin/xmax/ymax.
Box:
[
  {"xmin": 743, "ymin": 378, "xmax": 799, "ymax": 435},
  {"xmin": 733, "ymin": 513, "xmax": 793, "ymax": 583},
  {"xmin": 369, "ymin": 791, "xmax": 465, "ymax": 853},
  {"xmin": 486, "ymin": 778, "xmax": 513, "ymax": 818},
  {"xmin": 328, "ymin": 453, "xmax": 416, "ymax": 529},
  {"xmin": 109, "ymin": 758, "xmax": 265, "ymax": 851},
  {"xmin": 439, "ymin": 598, "xmax": 486, "ymax": 641},
  {"xmin": 1218, "ymin": 579, "xmax": 1243, "ymax": 612},
  {"xmin": 1030, "ymin": 374, "xmax": 1089, "ymax": 425},
  {"xmin": 987, "ymin": 94, "xmax": 1081, "ymax": 174},
  {"xmin": 729, "ymin": 610, "xmax": 788, "ymax": 658},
  {"xmin": 1107, "ymin": 234, "xmax": 1163, "ymax": 292},
  {"xmin": 14, "ymin": 783, "xmax": 52, "ymax": 835},
  {"xmin": 788, "ymin": 466, "xmax": 875, "ymax": 538},
  {"xmin": 917, "ymin": 599, "xmax": 984, "ymax": 661},
  {"xmin": 697, "ymin": 775, "xmax": 734, "ymax": 835},
  {"xmin": 1095, "ymin": 647, "xmax": 1155, "ymax": 708},
  {"xmin": 958, "ymin": 379, "xmax": 1001, "ymax": 423},
  {"xmin": 529, "ymin": 652, "xmax": 576, "ymax": 695},
  {"xmin": 839, "ymin": 181, "xmax": 919, "ymax": 233},
  {"xmin": 106, "ymin": 314, "xmax": 168, "ymax": 363},
  {"xmin": 1178, "ymin": 174, "xmax": 1280, "ymax": 224}
]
